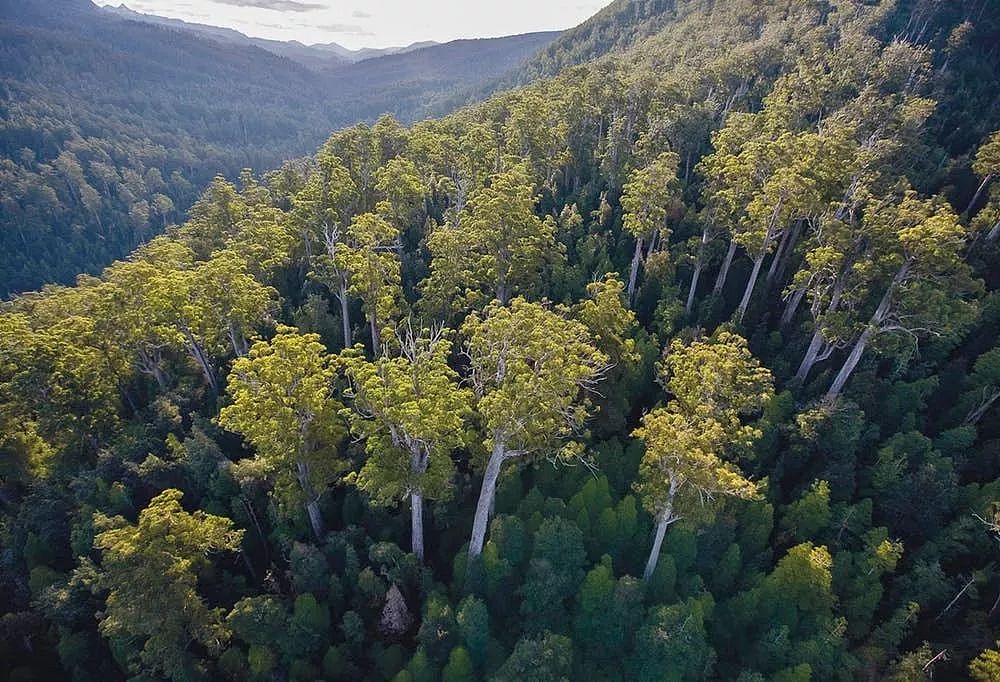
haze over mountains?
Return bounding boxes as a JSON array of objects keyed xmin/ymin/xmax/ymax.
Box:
[
  {"xmin": 2, "ymin": 1, "xmax": 1000, "ymax": 681},
  {"xmin": 0, "ymin": 0, "xmax": 557, "ymax": 294},
  {"xmin": 101, "ymin": 4, "xmax": 440, "ymax": 69}
]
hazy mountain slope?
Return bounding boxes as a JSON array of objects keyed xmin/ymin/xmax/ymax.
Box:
[
  {"xmin": 320, "ymin": 32, "xmax": 560, "ymax": 125},
  {"xmin": 100, "ymin": 4, "xmax": 441, "ymax": 69},
  {"xmin": 0, "ymin": 0, "xmax": 558, "ymax": 295}
]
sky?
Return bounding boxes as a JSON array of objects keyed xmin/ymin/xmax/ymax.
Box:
[{"xmin": 103, "ymin": 1, "xmax": 611, "ymax": 50}]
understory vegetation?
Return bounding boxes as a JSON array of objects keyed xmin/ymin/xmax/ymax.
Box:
[{"xmin": 2, "ymin": 0, "xmax": 1000, "ymax": 680}]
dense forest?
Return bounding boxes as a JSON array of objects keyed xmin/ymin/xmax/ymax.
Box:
[
  {"xmin": 0, "ymin": 0, "xmax": 555, "ymax": 295},
  {"xmin": 3, "ymin": 0, "xmax": 1000, "ymax": 680}
]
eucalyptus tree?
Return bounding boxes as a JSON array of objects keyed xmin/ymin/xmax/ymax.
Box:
[
  {"xmin": 636, "ymin": 331, "xmax": 773, "ymax": 580},
  {"xmin": 341, "ymin": 325, "xmax": 472, "ymax": 560},
  {"xmin": 92, "ymin": 489, "xmax": 243, "ymax": 680},
  {"xmin": 219, "ymin": 328, "xmax": 345, "ymax": 539},
  {"xmin": 292, "ymin": 149, "xmax": 358, "ymax": 348},
  {"xmin": 461, "ymin": 298, "xmax": 609, "ymax": 560},
  {"xmin": 620, "ymin": 151, "xmax": 682, "ymax": 306},
  {"xmin": 423, "ymin": 164, "xmax": 558, "ymax": 314},
  {"xmin": 336, "ymin": 212, "xmax": 402, "ymax": 354},
  {"xmin": 823, "ymin": 191, "xmax": 978, "ymax": 401}
]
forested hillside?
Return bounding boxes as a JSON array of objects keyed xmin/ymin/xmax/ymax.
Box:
[
  {"xmin": 2, "ymin": 0, "xmax": 1000, "ymax": 681},
  {"xmin": 0, "ymin": 0, "xmax": 555, "ymax": 295}
]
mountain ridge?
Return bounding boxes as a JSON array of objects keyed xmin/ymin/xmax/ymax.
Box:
[{"xmin": 100, "ymin": 4, "xmax": 441, "ymax": 70}]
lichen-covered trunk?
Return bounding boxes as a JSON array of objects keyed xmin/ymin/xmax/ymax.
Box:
[{"xmin": 468, "ymin": 439, "xmax": 507, "ymax": 562}]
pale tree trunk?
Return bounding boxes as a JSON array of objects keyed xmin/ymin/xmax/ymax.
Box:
[
  {"xmin": 825, "ymin": 273, "xmax": 899, "ymax": 402},
  {"xmin": 685, "ymin": 229, "xmax": 709, "ymax": 314},
  {"xmin": 766, "ymin": 222, "xmax": 794, "ymax": 288},
  {"xmin": 794, "ymin": 279, "xmax": 845, "ymax": 385},
  {"xmin": 735, "ymin": 251, "xmax": 766, "ymax": 323},
  {"xmin": 987, "ymin": 217, "xmax": 1000, "ymax": 242},
  {"xmin": 369, "ymin": 315, "xmax": 381, "ymax": 356},
  {"xmin": 496, "ymin": 280, "xmax": 509, "ymax": 306},
  {"xmin": 182, "ymin": 328, "xmax": 217, "ymax": 393},
  {"xmin": 408, "ymin": 445, "xmax": 428, "ymax": 562},
  {"xmin": 768, "ymin": 219, "xmax": 802, "ymax": 289},
  {"xmin": 627, "ymin": 236, "xmax": 644, "ymax": 306},
  {"xmin": 228, "ymin": 322, "xmax": 247, "ymax": 357},
  {"xmin": 338, "ymin": 278, "xmax": 352, "ymax": 349},
  {"xmin": 713, "ymin": 240, "xmax": 738, "ymax": 296},
  {"xmin": 965, "ymin": 174, "xmax": 994, "ymax": 217},
  {"xmin": 781, "ymin": 287, "xmax": 807, "ymax": 328},
  {"xmin": 468, "ymin": 439, "xmax": 508, "ymax": 562},
  {"xmin": 645, "ymin": 230, "xmax": 659, "ymax": 260},
  {"xmin": 795, "ymin": 329, "xmax": 828, "ymax": 386},
  {"xmin": 296, "ymin": 459, "xmax": 324, "ymax": 540},
  {"xmin": 965, "ymin": 390, "xmax": 1000, "ymax": 426},
  {"xmin": 736, "ymin": 202, "xmax": 782, "ymax": 322},
  {"xmin": 137, "ymin": 347, "xmax": 168, "ymax": 390},
  {"xmin": 411, "ymin": 492, "xmax": 424, "ymax": 562},
  {"xmin": 643, "ymin": 480, "xmax": 678, "ymax": 581}
]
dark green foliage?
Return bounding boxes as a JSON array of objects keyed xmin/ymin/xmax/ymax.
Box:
[
  {"xmin": 1, "ymin": 1, "xmax": 999, "ymax": 680},
  {"xmin": 518, "ymin": 516, "xmax": 587, "ymax": 633},
  {"xmin": 493, "ymin": 632, "xmax": 574, "ymax": 682}
]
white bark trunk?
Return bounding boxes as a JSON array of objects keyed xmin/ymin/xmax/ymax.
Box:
[
  {"xmin": 781, "ymin": 287, "xmax": 806, "ymax": 328},
  {"xmin": 965, "ymin": 174, "xmax": 994, "ymax": 216},
  {"xmin": 794, "ymin": 329, "xmax": 827, "ymax": 386},
  {"xmin": 713, "ymin": 240, "xmax": 737, "ymax": 296},
  {"xmin": 825, "ymin": 273, "xmax": 898, "ymax": 402},
  {"xmin": 643, "ymin": 497, "xmax": 676, "ymax": 581},
  {"xmin": 468, "ymin": 439, "xmax": 507, "ymax": 561},
  {"xmin": 685, "ymin": 229, "xmax": 709, "ymax": 314},
  {"xmin": 369, "ymin": 314, "xmax": 381, "ymax": 356},
  {"xmin": 411, "ymin": 492, "xmax": 424, "ymax": 562},
  {"xmin": 339, "ymin": 278, "xmax": 352, "ymax": 349},
  {"xmin": 182, "ymin": 328, "xmax": 217, "ymax": 393},
  {"xmin": 736, "ymin": 251, "xmax": 766, "ymax": 323},
  {"xmin": 627, "ymin": 236, "xmax": 644, "ymax": 306},
  {"xmin": 296, "ymin": 460, "xmax": 324, "ymax": 539}
]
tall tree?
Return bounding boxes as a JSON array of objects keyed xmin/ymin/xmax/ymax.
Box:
[
  {"xmin": 620, "ymin": 151, "xmax": 682, "ymax": 305},
  {"xmin": 341, "ymin": 325, "xmax": 472, "ymax": 560},
  {"xmin": 337, "ymin": 213, "xmax": 402, "ymax": 354},
  {"xmin": 824, "ymin": 191, "xmax": 978, "ymax": 401},
  {"xmin": 636, "ymin": 331, "xmax": 773, "ymax": 579},
  {"xmin": 293, "ymin": 150, "xmax": 359, "ymax": 348},
  {"xmin": 218, "ymin": 328, "xmax": 345, "ymax": 538},
  {"xmin": 423, "ymin": 164, "xmax": 558, "ymax": 313},
  {"xmin": 461, "ymin": 299, "xmax": 608, "ymax": 560},
  {"xmin": 92, "ymin": 489, "xmax": 243, "ymax": 680}
]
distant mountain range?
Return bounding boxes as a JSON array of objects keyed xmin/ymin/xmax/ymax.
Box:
[
  {"xmin": 100, "ymin": 4, "xmax": 439, "ymax": 70},
  {"xmin": 0, "ymin": 0, "xmax": 559, "ymax": 294}
]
